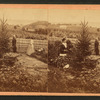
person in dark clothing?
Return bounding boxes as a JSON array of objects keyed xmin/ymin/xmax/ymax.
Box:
[
  {"xmin": 12, "ymin": 35, "xmax": 17, "ymax": 52},
  {"xmin": 57, "ymin": 38, "xmax": 67, "ymax": 67},
  {"xmin": 66, "ymin": 40, "xmax": 73, "ymax": 54},
  {"xmin": 94, "ymin": 39, "xmax": 99, "ymax": 55},
  {"xmin": 58, "ymin": 38, "xmax": 70, "ymax": 68},
  {"xmin": 59, "ymin": 38, "xmax": 67, "ymax": 54}
]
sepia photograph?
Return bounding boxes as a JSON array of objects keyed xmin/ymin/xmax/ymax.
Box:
[
  {"xmin": 48, "ymin": 8, "xmax": 100, "ymax": 93},
  {"xmin": 0, "ymin": 4, "xmax": 100, "ymax": 95},
  {"xmin": 0, "ymin": 7, "xmax": 48, "ymax": 92}
]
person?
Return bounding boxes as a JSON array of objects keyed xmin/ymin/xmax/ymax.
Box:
[
  {"xmin": 66, "ymin": 39, "xmax": 73, "ymax": 55},
  {"xmin": 12, "ymin": 35, "xmax": 17, "ymax": 52},
  {"xmin": 94, "ymin": 38, "xmax": 99, "ymax": 55},
  {"xmin": 26, "ymin": 40, "xmax": 35, "ymax": 55},
  {"xmin": 59, "ymin": 38, "xmax": 67, "ymax": 56},
  {"xmin": 57, "ymin": 38, "xmax": 69, "ymax": 68}
]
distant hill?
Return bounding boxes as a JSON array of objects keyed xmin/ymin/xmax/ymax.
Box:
[
  {"xmin": 24, "ymin": 21, "xmax": 51, "ymax": 29},
  {"xmin": 23, "ymin": 21, "xmax": 99, "ymax": 32},
  {"xmin": 2, "ymin": 21, "xmax": 100, "ymax": 39}
]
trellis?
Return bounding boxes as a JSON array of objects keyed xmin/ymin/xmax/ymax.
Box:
[
  {"xmin": 9, "ymin": 38, "xmax": 48, "ymax": 53},
  {"xmin": 49, "ymin": 37, "xmax": 100, "ymax": 55}
]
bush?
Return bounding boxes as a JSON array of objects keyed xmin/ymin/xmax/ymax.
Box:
[{"xmin": 48, "ymin": 40, "xmax": 61, "ymax": 65}]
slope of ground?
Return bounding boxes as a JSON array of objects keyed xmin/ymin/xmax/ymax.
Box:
[
  {"xmin": 0, "ymin": 53, "xmax": 48, "ymax": 92},
  {"xmin": 48, "ymin": 57, "xmax": 100, "ymax": 93}
]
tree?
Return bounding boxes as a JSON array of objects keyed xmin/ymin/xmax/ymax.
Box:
[
  {"xmin": 75, "ymin": 21, "xmax": 91, "ymax": 61},
  {"xmin": 0, "ymin": 17, "xmax": 10, "ymax": 57},
  {"xmin": 69, "ymin": 21, "xmax": 92, "ymax": 69}
]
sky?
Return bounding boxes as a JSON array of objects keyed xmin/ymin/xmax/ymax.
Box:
[
  {"xmin": 0, "ymin": 8, "xmax": 100, "ymax": 27},
  {"xmin": 0, "ymin": 8, "xmax": 48, "ymax": 25}
]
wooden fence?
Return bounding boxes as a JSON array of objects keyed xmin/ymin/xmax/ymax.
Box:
[
  {"xmin": 49, "ymin": 37, "xmax": 100, "ymax": 55},
  {"xmin": 10, "ymin": 38, "xmax": 48, "ymax": 53},
  {"xmin": 9, "ymin": 37, "xmax": 100, "ymax": 55},
  {"xmin": 69, "ymin": 39, "xmax": 100, "ymax": 55}
]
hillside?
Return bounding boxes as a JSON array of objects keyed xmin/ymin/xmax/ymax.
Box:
[
  {"xmin": 0, "ymin": 21, "xmax": 99, "ymax": 40},
  {"xmin": 23, "ymin": 21, "xmax": 100, "ymax": 34},
  {"xmin": 1, "ymin": 23, "xmax": 47, "ymax": 40},
  {"xmin": 24, "ymin": 21, "xmax": 51, "ymax": 29}
]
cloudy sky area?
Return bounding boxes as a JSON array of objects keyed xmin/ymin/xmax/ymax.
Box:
[{"xmin": 0, "ymin": 8, "xmax": 100, "ymax": 27}]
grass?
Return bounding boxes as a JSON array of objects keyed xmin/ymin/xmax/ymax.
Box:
[
  {"xmin": 48, "ymin": 65, "xmax": 100, "ymax": 93},
  {"xmin": 0, "ymin": 55, "xmax": 47, "ymax": 92}
]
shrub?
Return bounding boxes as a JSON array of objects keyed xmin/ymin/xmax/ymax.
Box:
[{"xmin": 48, "ymin": 40, "xmax": 61, "ymax": 65}]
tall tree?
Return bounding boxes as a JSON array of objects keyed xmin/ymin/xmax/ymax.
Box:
[
  {"xmin": 0, "ymin": 17, "xmax": 10, "ymax": 57},
  {"xmin": 69, "ymin": 20, "xmax": 92, "ymax": 69},
  {"xmin": 76, "ymin": 20, "xmax": 91, "ymax": 61}
]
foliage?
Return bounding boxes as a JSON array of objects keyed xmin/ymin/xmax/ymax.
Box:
[
  {"xmin": 0, "ymin": 17, "xmax": 10, "ymax": 57},
  {"xmin": 34, "ymin": 27, "xmax": 78, "ymax": 38},
  {"xmin": 77, "ymin": 21, "xmax": 91, "ymax": 60},
  {"xmin": 48, "ymin": 40, "xmax": 61, "ymax": 65},
  {"xmin": 68, "ymin": 21, "xmax": 92, "ymax": 69},
  {"xmin": 48, "ymin": 65, "xmax": 100, "ymax": 93},
  {"xmin": 48, "ymin": 21, "xmax": 94, "ymax": 69},
  {"xmin": 8, "ymin": 29, "xmax": 47, "ymax": 40},
  {"xmin": 0, "ymin": 54, "xmax": 47, "ymax": 92}
]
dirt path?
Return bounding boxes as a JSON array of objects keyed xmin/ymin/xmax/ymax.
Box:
[
  {"xmin": 17, "ymin": 54, "xmax": 48, "ymax": 73},
  {"xmin": 17, "ymin": 54, "xmax": 48, "ymax": 83},
  {"xmin": 7, "ymin": 53, "xmax": 48, "ymax": 87}
]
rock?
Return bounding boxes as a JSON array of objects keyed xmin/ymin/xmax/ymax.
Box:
[
  {"xmin": 63, "ymin": 64, "xmax": 69, "ymax": 69},
  {"xmin": 13, "ymin": 80, "xmax": 17, "ymax": 84}
]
